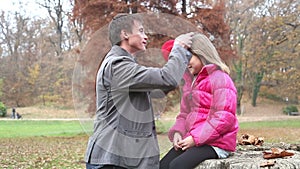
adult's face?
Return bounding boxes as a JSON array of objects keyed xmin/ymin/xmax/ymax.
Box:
[{"xmin": 126, "ymin": 20, "xmax": 148, "ymax": 54}]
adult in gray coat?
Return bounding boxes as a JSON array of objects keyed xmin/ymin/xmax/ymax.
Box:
[{"xmin": 85, "ymin": 13, "xmax": 194, "ymax": 169}]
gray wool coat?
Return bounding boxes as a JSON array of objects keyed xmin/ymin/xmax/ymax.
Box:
[{"xmin": 85, "ymin": 44, "xmax": 191, "ymax": 169}]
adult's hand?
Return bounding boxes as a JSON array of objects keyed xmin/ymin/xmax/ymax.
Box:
[{"xmin": 175, "ymin": 32, "xmax": 194, "ymax": 49}]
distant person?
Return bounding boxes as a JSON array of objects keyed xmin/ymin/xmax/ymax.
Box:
[
  {"xmin": 84, "ymin": 13, "xmax": 194, "ymax": 169},
  {"xmin": 159, "ymin": 33, "xmax": 239, "ymax": 169},
  {"xmin": 11, "ymin": 108, "xmax": 16, "ymax": 119},
  {"xmin": 16, "ymin": 112, "xmax": 22, "ymax": 119},
  {"xmin": 11, "ymin": 108, "xmax": 22, "ymax": 119}
]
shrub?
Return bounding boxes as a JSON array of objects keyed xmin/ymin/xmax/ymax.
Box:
[
  {"xmin": 282, "ymin": 105, "xmax": 299, "ymax": 115},
  {"xmin": 0, "ymin": 102, "xmax": 7, "ymax": 117}
]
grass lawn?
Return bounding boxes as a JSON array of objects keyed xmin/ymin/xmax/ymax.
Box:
[
  {"xmin": 239, "ymin": 120, "xmax": 300, "ymax": 128},
  {"xmin": 0, "ymin": 120, "xmax": 90, "ymax": 138},
  {"xmin": 1, "ymin": 119, "xmax": 300, "ymax": 141}
]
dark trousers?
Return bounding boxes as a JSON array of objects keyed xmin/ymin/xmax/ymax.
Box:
[
  {"xmin": 159, "ymin": 145, "xmax": 218, "ymax": 169},
  {"xmin": 86, "ymin": 163, "xmax": 126, "ymax": 169}
]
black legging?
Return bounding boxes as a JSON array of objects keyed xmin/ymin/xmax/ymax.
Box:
[{"xmin": 159, "ymin": 145, "xmax": 218, "ymax": 169}]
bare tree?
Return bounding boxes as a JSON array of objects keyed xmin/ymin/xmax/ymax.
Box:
[{"xmin": 37, "ymin": 0, "xmax": 65, "ymax": 55}]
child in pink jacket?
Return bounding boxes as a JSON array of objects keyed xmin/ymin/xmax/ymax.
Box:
[{"xmin": 160, "ymin": 33, "xmax": 239, "ymax": 169}]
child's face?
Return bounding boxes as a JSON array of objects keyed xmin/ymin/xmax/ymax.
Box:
[{"xmin": 188, "ymin": 55, "xmax": 203, "ymax": 75}]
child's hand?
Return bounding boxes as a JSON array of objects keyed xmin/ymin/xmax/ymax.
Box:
[
  {"xmin": 173, "ymin": 132, "xmax": 182, "ymax": 151},
  {"xmin": 178, "ymin": 136, "xmax": 195, "ymax": 151}
]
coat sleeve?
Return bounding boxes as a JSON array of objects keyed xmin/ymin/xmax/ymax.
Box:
[
  {"xmin": 189, "ymin": 72, "xmax": 237, "ymax": 146},
  {"xmin": 110, "ymin": 45, "xmax": 190, "ymax": 93},
  {"xmin": 168, "ymin": 71, "xmax": 192, "ymax": 141}
]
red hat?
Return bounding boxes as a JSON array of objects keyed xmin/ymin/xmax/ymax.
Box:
[{"xmin": 161, "ymin": 40, "xmax": 175, "ymax": 61}]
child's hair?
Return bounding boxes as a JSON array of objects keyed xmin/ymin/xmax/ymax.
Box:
[
  {"xmin": 108, "ymin": 13, "xmax": 142, "ymax": 46},
  {"xmin": 190, "ymin": 33, "xmax": 230, "ymax": 74}
]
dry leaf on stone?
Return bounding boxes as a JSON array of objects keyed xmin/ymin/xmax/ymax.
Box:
[
  {"xmin": 263, "ymin": 148, "xmax": 294, "ymax": 159},
  {"xmin": 260, "ymin": 160, "xmax": 276, "ymax": 167}
]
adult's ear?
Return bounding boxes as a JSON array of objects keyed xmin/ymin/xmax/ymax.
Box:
[{"xmin": 121, "ymin": 30, "xmax": 129, "ymax": 40}]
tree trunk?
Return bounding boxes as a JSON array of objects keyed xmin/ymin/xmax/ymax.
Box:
[
  {"xmin": 234, "ymin": 61, "xmax": 243, "ymax": 115},
  {"xmin": 251, "ymin": 72, "xmax": 264, "ymax": 107}
]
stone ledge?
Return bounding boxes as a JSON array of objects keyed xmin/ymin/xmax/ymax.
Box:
[{"xmin": 195, "ymin": 144, "xmax": 300, "ymax": 169}]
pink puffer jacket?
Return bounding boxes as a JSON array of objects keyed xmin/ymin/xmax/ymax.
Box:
[{"xmin": 168, "ymin": 64, "xmax": 239, "ymax": 151}]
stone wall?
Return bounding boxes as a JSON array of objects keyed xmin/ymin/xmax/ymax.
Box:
[{"xmin": 195, "ymin": 143, "xmax": 300, "ymax": 169}]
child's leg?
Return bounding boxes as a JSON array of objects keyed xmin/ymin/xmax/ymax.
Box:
[
  {"xmin": 169, "ymin": 145, "xmax": 218, "ymax": 169},
  {"xmin": 159, "ymin": 147, "xmax": 184, "ymax": 169}
]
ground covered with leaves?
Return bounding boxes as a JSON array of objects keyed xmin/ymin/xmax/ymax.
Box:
[
  {"xmin": 0, "ymin": 135, "xmax": 87, "ymax": 169},
  {"xmin": 0, "ymin": 134, "xmax": 174, "ymax": 169}
]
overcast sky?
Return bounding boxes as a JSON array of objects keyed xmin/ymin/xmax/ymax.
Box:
[
  {"xmin": 0, "ymin": 0, "xmax": 71, "ymax": 19},
  {"xmin": 0, "ymin": 0, "xmax": 49, "ymax": 19}
]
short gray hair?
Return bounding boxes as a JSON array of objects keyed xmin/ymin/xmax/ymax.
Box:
[{"xmin": 108, "ymin": 13, "xmax": 142, "ymax": 46}]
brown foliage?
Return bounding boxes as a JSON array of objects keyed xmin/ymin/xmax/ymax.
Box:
[
  {"xmin": 72, "ymin": 0, "xmax": 234, "ymax": 60},
  {"xmin": 71, "ymin": 0, "xmax": 235, "ymax": 115},
  {"xmin": 72, "ymin": 0, "xmax": 147, "ymax": 33}
]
